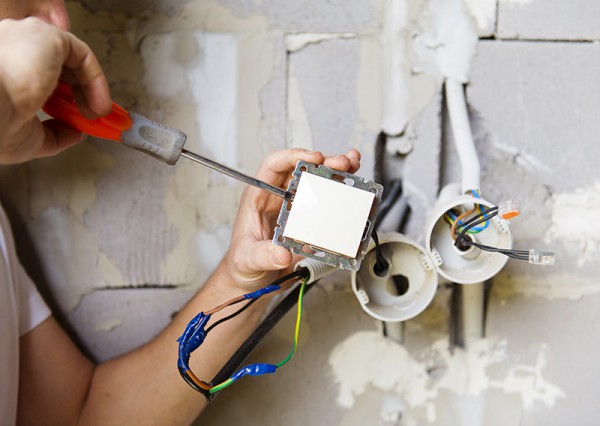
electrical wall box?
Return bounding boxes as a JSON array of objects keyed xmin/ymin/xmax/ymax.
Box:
[{"xmin": 273, "ymin": 160, "xmax": 383, "ymax": 270}]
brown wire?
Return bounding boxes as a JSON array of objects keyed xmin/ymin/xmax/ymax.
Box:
[{"xmin": 451, "ymin": 208, "xmax": 477, "ymax": 240}]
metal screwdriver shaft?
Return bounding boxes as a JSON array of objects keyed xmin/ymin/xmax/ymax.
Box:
[{"xmin": 180, "ymin": 149, "xmax": 293, "ymax": 200}]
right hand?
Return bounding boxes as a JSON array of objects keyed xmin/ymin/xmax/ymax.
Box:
[{"xmin": 0, "ymin": 17, "xmax": 112, "ymax": 165}]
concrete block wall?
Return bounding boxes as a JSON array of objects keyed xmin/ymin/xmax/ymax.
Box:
[{"xmin": 0, "ymin": 0, "xmax": 596, "ymax": 424}]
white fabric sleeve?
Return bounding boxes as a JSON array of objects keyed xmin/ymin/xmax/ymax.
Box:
[{"xmin": 16, "ymin": 260, "xmax": 51, "ymax": 336}]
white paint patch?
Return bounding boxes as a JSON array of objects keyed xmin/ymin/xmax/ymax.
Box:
[
  {"xmin": 140, "ymin": 31, "xmax": 238, "ymax": 180},
  {"xmin": 381, "ymin": 0, "xmax": 410, "ymax": 135},
  {"xmin": 413, "ymin": 0, "xmax": 479, "ymax": 82},
  {"xmin": 548, "ymin": 182, "xmax": 600, "ymax": 265},
  {"xmin": 464, "ymin": 0, "xmax": 497, "ymax": 35},
  {"xmin": 380, "ymin": 393, "xmax": 406, "ymax": 423},
  {"xmin": 494, "ymin": 271, "xmax": 600, "ymax": 301},
  {"xmin": 499, "ymin": 0, "xmax": 533, "ymax": 4},
  {"xmin": 493, "ymin": 345, "xmax": 564, "ymax": 409},
  {"xmin": 286, "ymin": 64, "xmax": 313, "ymax": 150},
  {"xmin": 549, "ymin": 182, "xmax": 600, "ymax": 242},
  {"xmin": 330, "ymin": 332, "xmax": 563, "ymax": 421},
  {"xmin": 285, "ymin": 33, "xmax": 357, "ymax": 53},
  {"xmin": 189, "ymin": 32, "xmax": 238, "ymax": 171}
]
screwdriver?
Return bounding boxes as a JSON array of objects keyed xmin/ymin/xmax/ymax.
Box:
[{"xmin": 43, "ymin": 81, "xmax": 292, "ymax": 200}]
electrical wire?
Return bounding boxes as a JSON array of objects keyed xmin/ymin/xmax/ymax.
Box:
[
  {"xmin": 205, "ymin": 298, "xmax": 258, "ymax": 334},
  {"xmin": 177, "ymin": 268, "xmax": 309, "ymax": 395},
  {"xmin": 454, "ymin": 206, "xmax": 498, "ymax": 245},
  {"xmin": 445, "ymin": 190, "xmax": 492, "ymax": 239},
  {"xmin": 452, "ymin": 203, "xmax": 554, "ymax": 264},
  {"xmin": 371, "ymin": 230, "xmax": 389, "ymax": 275},
  {"xmin": 208, "ymin": 275, "xmax": 309, "ymax": 394},
  {"xmin": 208, "ymin": 271, "xmax": 317, "ymax": 401},
  {"xmin": 462, "ymin": 240, "xmax": 529, "ymax": 260},
  {"xmin": 373, "ymin": 178, "xmax": 403, "ymax": 230}
]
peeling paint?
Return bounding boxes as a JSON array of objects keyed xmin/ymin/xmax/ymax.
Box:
[
  {"xmin": 286, "ymin": 64, "xmax": 314, "ymax": 150},
  {"xmin": 413, "ymin": 0, "xmax": 479, "ymax": 82},
  {"xmin": 494, "ymin": 271, "xmax": 600, "ymax": 301},
  {"xmin": 285, "ymin": 33, "xmax": 357, "ymax": 53},
  {"xmin": 548, "ymin": 182, "xmax": 600, "ymax": 245},
  {"xmin": 464, "ymin": 0, "xmax": 497, "ymax": 35},
  {"xmin": 330, "ymin": 332, "xmax": 563, "ymax": 422},
  {"xmin": 499, "ymin": 0, "xmax": 534, "ymax": 5}
]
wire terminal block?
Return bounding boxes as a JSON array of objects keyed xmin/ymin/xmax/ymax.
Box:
[
  {"xmin": 528, "ymin": 249, "xmax": 555, "ymax": 266},
  {"xmin": 498, "ymin": 199, "xmax": 520, "ymax": 220}
]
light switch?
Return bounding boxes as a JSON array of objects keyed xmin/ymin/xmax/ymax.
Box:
[
  {"xmin": 282, "ymin": 173, "xmax": 375, "ymax": 258},
  {"xmin": 274, "ymin": 160, "xmax": 383, "ymax": 270}
]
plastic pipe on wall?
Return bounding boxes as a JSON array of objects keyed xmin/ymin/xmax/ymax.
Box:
[
  {"xmin": 445, "ymin": 79, "xmax": 480, "ymax": 194},
  {"xmin": 381, "ymin": 0, "xmax": 409, "ymax": 137},
  {"xmin": 444, "ymin": 78, "xmax": 484, "ymax": 346}
]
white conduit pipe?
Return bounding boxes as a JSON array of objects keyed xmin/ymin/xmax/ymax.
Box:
[
  {"xmin": 445, "ymin": 79, "xmax": 480, "ymax": 193},
  {"xmin": 381, "ymin": 0, "xmax": 409, "ymax": 136},
  {"xmin": 459, "ymin": 282, "xmax": 485, "ymax": 347}
]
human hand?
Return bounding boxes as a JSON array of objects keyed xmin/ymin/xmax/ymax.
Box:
[
  {"xmin": 222, "ymin": 148, "xmax": 361, "ymax": 290},
  {"xmin": 0, "ymin": 17, "xmax": 112, "ymax": 164}
]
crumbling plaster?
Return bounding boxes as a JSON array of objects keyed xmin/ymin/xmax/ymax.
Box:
[{"xmin": 0, "ymin": 0, "xmax": 596, "ymax": 424}]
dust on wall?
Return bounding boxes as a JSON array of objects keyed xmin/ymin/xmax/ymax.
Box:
[{"xmin": 0, "ymin": 0, "xmax": 594, "ymax": 424}]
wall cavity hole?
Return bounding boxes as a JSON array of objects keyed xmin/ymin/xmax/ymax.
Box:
[
  {"xmin": 386, "ymin": 274, "xmax": 409, "ymax": 296},
  {"xmin": 373, "ymin": 258, "xmax": 390, "ymax": 278},
  {"xmin": 455, "ymin": 233, "xmax": 474, "ymax": 252}
]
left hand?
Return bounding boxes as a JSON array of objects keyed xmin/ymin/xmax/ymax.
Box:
[{"xmin": 222, "ymin": 148, "xmax": 361, "ymax": 290}]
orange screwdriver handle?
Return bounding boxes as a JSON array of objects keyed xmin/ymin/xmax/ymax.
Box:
[{"xmin": 42, "ymin": 81, "xmax": 133, "ymax": 142}]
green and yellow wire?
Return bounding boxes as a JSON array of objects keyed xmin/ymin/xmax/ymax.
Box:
[{"xmin": 209, "ymin": 275, "xmax": 309, "ymax": 394}]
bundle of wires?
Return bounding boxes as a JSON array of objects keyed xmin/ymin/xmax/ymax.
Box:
[
  {"xmin": 444, "ymin": 190, "xmax": 491, "ymax": 240},
  {"xmin": 452, "ymin": 201, "xmax": 555, "ymax": 265},
  {"xmin": 177, "ymin": 268, "xmax": 310, "ymax": 396},
  {"xmin": 452, "ymin": 204, "xmax": 529, "ymax": 259}
]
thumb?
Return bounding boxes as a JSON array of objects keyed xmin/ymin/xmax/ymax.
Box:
[{"xmin": 241, "ymin": 240, "xmax": 293, "ymax": 275}]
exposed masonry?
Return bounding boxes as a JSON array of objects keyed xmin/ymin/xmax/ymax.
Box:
[{"xmin": 0, "ymin": 0, "xmax": 595, "ymax": 424}]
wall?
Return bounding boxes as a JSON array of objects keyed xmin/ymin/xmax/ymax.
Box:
[{"xmin": 0, "ymin": 0, "xmax": 596, "ymax": 424}]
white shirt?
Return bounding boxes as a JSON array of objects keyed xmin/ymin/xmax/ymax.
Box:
[{"xmin": 0, "ymin": 205, "xmax": 50, "ymax": 425}]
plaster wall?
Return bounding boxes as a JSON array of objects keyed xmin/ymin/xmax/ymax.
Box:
[{"xmin": 0, "ymin": 0, "xmax": 596, "ymax": 424}]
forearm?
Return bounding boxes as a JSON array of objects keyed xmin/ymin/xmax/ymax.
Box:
[{"xmin": 79, "ymin": 261, "xmax": 272, "ymax": 425}]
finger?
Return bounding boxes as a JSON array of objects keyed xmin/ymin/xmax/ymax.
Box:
[
  {"xmin": 237, "ymin": 239, "xmax": 293, "ymax": 276},
  {"xmin": 347, "ymin": 148, "xmax": 361, "ymax": 162},
  {"xmin": 323, "ymin": 154, "xmax": 352, "ymax": 172},
  {"xmin": 255, "ymin": 149, "xmax": 324, "ymax": 187},
  {"xmin": 345, "ymin": 149, "xmax": 361, "ymax": 173},
  {"xmin": 60, "ymin": 32, "xmax": 112, "ymax": 118},
  {"xmin": 39, "ymin": 120, "xmax": 83, "ymax": 157}
]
